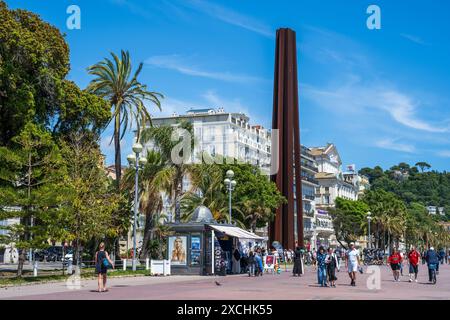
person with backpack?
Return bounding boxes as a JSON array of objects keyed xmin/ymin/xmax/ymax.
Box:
[
  {"xmin": 425, "ymin": 246, "xmax": 440, "ymax": 282},
  {"xmin": 94, "ymin": 242, "xmax": 114, "ymax": 292}
]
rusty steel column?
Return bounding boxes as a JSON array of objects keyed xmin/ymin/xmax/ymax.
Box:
[{"xmin": 269, "ymin": 28, "xmax": 304, "ymax": 250}]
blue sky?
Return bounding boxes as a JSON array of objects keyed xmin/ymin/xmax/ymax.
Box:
[{"xmin": 7, "ymin": 0, "xmax": 450, "ymax": 171}]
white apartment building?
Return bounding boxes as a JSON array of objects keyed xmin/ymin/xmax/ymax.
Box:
[
  {"xmin": 144, "ymin": 108, "xmax": 272, "ymax": 175},
  {"xmin": 311, "ymin": 144, "xmax": 359, "ymax": 208},
  {"xmin": 297, "ymin": 146, "xmax": 319, "ymax": 248},
  {"xmin": 427, "ymin": 206, "xmax": 445, "ymax": 216},
  {"xmin": 309, "ymin": 144, "xmax": 361, "ymax": 248}
]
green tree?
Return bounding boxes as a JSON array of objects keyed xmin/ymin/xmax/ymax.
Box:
[
  {"xmin": 181, "ymin": 158, "xmax": 228, "ymax": 222},
  {"xmin": 0, "ymin": 1, "xmax": 69, "ymax": 145},
  {"xmin": 140, "ymin": 120, "xmax": 194, "ymax": 216},
  {"xmin": 122, "ymin": 150, "xmax": 167, "ymax": 259},
  {"xmin": 0, "ymin": 2, "xmax": 109, "ymax": 146},
  {"xmin": 0, "ymin": 122, "xmax": 68, "ymax": 276},
  {"xmin": 58, "ymin": 133, "xmax": 122, "ymax": 268},
  {"xmin": 362, "ymin": 189, "xmax": 407, "ymax": 252},
  {"xmin": 328, "ymin": 198, "xmax": 369, "ymax": 247},
  {"xmin": 415, "ymin": 162, "xmax": 431, "ymax": 173},
  {"xmin": 87, "ymin": 50, "xmax": 163, "ymax": 186}
]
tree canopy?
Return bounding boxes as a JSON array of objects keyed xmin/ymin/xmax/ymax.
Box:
[
  {"xmin": 0, "ymin": 1, "xmax": 111, "ymax": 145},
  {"xmin": 359, "ymin": 162, "xmax": 450, "ymax": 221}
]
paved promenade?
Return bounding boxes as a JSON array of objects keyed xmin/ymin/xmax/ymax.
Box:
[{"xmin": 1, "ymin": 264, "xmax": 449, "ymax": 300}]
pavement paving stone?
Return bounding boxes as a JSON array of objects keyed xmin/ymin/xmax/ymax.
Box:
[{"xmin": 0, "ymin": 265, "xmax": 448, "ymax": 300}]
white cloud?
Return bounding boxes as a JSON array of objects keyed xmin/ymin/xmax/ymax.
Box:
[
  {"xmin": 183, "ymin": 0, "xmax": 274, "ymax": 38},
  {"xmin": 437, "ymin": 150, "xmax": 450, "ymax": 158},
  {"xmin": 379, "ymin": 91, "xmax": 448, "ymax": 133},
  {"xmin": 145, "ymin": 54, "xmax": 265, "ymax": 83},
  {"xmin": 152, "ymin": 96, "xmax": 206, "ymax": 117},
  {"xmin": 202, "ymin": 90, "xmax": 248, "ymax": 113},
  {"xmin": 302, "ymin": 79, "xmax": 450, "ymax": 134},
  {"xmin": 375, "ymin": 139, "xmax": 416, "ymax": 153},
  {"xmin": 400, "ymin": 33, "xmax": 429, "ymax": 46}
]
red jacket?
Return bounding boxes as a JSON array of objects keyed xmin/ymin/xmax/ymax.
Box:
[
  {"xmin": 408, "ymin": 250, "xmax": 420, "ymax": 266},
  {"xmin": 388, "ymin": 252, "xmax": 402, "ymax": 264}
]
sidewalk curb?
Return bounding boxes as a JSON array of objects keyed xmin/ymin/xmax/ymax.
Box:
[{"xmin": 0, "ymin": 273, "xmax": 151, "ymax": 289}]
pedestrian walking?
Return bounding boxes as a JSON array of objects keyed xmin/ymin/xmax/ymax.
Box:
[
  {"xmin": 255, "ymin": 251, "xmax": 264, "ymax": 276},
  {"xmin": 292, "ymin": 246, "xmax": 304, "ymax": 277},
  {"xmin": 94, "ymin": 242, "xmax": 114, "ymax": 293},
  {"xmin": 388, "ymin": 248, "xmax": 402, "ymax": 282},
  {"xmin": 438, "ymin": 248, "xmax": 445, "ymax": 265},
  {"xmin": 407, "ymin": 246, "xmax": 420, "ymax": 282},
  {"xmin": 316, "ymin": 246, "xmax": 328, "ymax": 287},
  {"xmin": 326, "ymin": 248, "xmax": 339, "ymax": 287},
  {"xmin": 345, "ymin": 243, "xmax": 360, "ymax": 287},
  {"xmin": 248, "ymin": 251, "xmax": 256, "ymax": 277},
  {"xmin": 232, "ymin": 246, "xmax": 241, "ymax": 274},
  {"xmin": 425, "ymin": 246, "xmax": 439, "ymax": 282},
  {"xmin": 421, "ymin": 249, "xmax": 427, "ymax": 265},
  {"xmin": 399, "ymin": 250, "xmax": 405, "ymax": 276},
  {"xmin": 335, "ymin": 247, "xmax": 342, "ymax": 271}
]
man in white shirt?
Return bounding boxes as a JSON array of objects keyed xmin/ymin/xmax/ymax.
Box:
[{"xmin": 345, "ymin": 243, "xmax": 361, "ymax": 286}]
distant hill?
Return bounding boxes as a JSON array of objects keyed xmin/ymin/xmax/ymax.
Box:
[{"xmin": 359, "ymin": 162, "xmax": 450, "ymax": 221}]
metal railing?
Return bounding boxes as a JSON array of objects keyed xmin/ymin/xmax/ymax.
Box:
[{"xmin": 301, "ymin": 176, "xmax": 319, "ymax": 185}]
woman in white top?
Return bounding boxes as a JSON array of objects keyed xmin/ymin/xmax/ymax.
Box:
[{"xmin": 345, "ymin": 243, "xmax": 361, "ymax": 287}]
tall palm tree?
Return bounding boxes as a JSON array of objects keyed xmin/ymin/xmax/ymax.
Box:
[
  {"xmin": 122, "ymin": 150, "xmax": 172, "ymax": 258},
  {"xmin": 140, "ymin": 120, "xmax": 194, "ymax": 216},
  {"xmin": 87, "ymin": 50, "xmax": 163, "ymax": 186},
  {"xmin": 181, "ymin": 162, "xmax": 227, "ymax": 221},
  {"xmin": 237, "ymin": 199, "xmax": 272, "ymax": 233},
  {"xmin": 152, "ymin": 213, "xmax": 174, "ymax": 259}
]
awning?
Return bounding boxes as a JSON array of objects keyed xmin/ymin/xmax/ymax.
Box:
[{"xmin": 209, "ymin": 225, "xmax": 264, "ymax": 240}]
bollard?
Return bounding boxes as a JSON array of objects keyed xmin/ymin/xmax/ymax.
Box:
[
  {"xmin": 33, "ymin": 261, "xmax": 38, "ymax": 277},
  {"xmin": 123, "ymin": 259, "xmax": 127, "ymax": 271},
  {"xmin": 146, "ymin": 258, "xmax": 150, "ymax": 270},
  {"xmin": 67, "ymin": 260, "xmax": 73, "ymax": 276}
]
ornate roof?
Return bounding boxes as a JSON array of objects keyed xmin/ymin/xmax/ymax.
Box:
[{"xmin": 190, "ymin": 205, "xmax": 216, "ymax": 223}]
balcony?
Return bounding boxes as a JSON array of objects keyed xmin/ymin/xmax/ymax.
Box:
[
  {"xmin": 301, "ymin": 163, "xmax": 318, "ymax": 173},
  {"xmin": 301, "ymin": 176, "xmax": 319, "ymax": 185},
  {"xmin": 303, "ymin": 194, "xmax": 315, "ymax": 201},
  {"xmin": 303, "ymin": 209, "xmax": 315, "ymax": 217}
]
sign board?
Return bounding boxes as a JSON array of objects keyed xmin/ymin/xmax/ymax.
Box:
[
  {"xmin": 190, "ymin": 236, "xmax": 201, "ymax": 266},
  {"xmin": 168, "ymin": 236, "xmax": 187, "ymax": 265},
  {"xmin": 264, "ymin": 255, "xmax": 276, "ymax": 274}
]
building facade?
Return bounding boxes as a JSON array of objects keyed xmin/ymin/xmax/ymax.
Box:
[
  {"xmin": 144, "ymin": 108, "xmax": 272, "ymax": 175},
  {"xmin": 309, "ymin": 144, "xmax": 362, "ymax": 248},
  {"xmin": 139, "ymin": 112, "xmax": 369, "ymax": 251}
]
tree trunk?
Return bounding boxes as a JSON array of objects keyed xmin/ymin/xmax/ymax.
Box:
[
  {"xmin": 140, "ymin": 213, "xmax": 154, "ymax": 259},
  {"xmin": 114, "ymin": 111, "xmax": 122, "ymax": 188},
  {"xmin": 73, "ymin": 238, "xmax": 81, "ymax": 275},
  {"xmin": 114, "ymin": 237, "xmax": 121, "ymax": 263},
  {"xmin": 17, "ymin": 250, "xmax": 26, "ymax": 277},
  {"xmin": 387, "ymin": 232, "xmax": 391, "ymax": 255},
  {"xmin": 336, "ymin": 238, "xmax": 348, "ymax": 250}
]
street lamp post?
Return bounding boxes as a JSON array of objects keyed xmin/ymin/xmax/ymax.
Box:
[
  {"xmin": 367, "ymin": 212, "xmax": 372, "ymax": 249},
  {"xmin": 127, "ymin": 143, "xmax": 147, "ymax": 272},
  {"xmin": 224, "ymin": 170, "xmax": 237, "ymax": 224}
]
